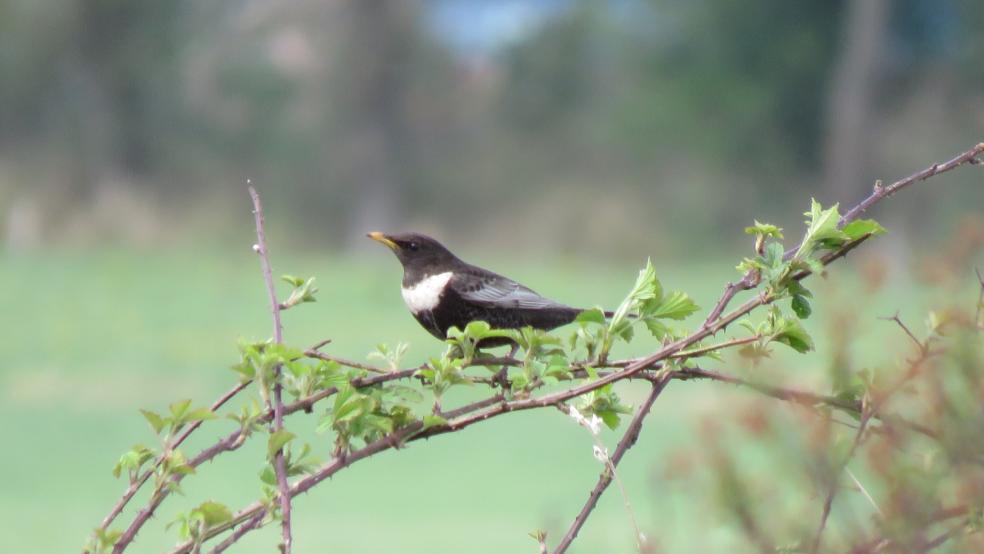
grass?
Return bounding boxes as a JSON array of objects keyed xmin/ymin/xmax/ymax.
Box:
[{"xmin": 0, "ymin": 244, "xmax": 979, "ymax": 553}]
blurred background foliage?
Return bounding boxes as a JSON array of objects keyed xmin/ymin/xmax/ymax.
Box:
[
  {"xmin": 2, "ymin": 1, "xmax": 984, "ymax": 553},
  {"xmin": 2, "ymin": 0, "xmax": 982, "ymax": 255}
]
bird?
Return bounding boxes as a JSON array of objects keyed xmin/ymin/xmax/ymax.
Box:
[{"xmin": 368, "ymin": 231, "xmax": 592, "ymax": 346}]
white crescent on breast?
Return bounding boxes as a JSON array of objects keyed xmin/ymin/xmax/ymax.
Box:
[{"xmin": 401, "ymin": 271, "xmax": 453, "ymax": 314}]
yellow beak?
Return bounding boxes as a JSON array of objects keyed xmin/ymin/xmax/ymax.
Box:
[{"xmin": 367, "ymin": 231, "xmax": 398, "ymax": 251}]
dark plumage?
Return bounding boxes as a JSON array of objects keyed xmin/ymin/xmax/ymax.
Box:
[{"xmin": 368, "ymin": 232, "xmax": 585, "ymax": 344}]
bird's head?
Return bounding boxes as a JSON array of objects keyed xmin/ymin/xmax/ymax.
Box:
[{"xmin": 367, "ymin": 232, "xmax": 459, "ymax": 274}]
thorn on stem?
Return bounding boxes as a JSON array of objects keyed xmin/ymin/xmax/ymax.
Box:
[{"xmin": 879, "ymin": 311, "xmax": 925, "ymax": 352}]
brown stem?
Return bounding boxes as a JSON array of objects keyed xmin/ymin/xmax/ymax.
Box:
[
  {"xmin": 209, "ymin": 509, "xmax": 267, "ymax": 554},
  {"xmin": 247, "ymin": 185, "xmax": 292, "ymax": 554},
  {"xmin": 553, "ymin": 374, "xmax": 670, "ymax": 553},
  {"xmin": 88, "ymin": 381, "xmax": 249, "ymax": 552},
  {"xmin": 838, "ymin": 143, "xmax": 984, "ymax": 226},
  {"xmin": 812, "ymin": 404, "xmax": 872, "ymax": 554}
]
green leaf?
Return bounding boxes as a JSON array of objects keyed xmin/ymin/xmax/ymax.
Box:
[
  {"xmin": 462, "ymin": 320, "xmax": 492, "ymax": 337},
  {"xmin": 169, "ymin": 399, "xmax": 193, "ymax": 420},
  {"xmin": 772, "ymin": 317, "xmax": 814, "ymax": 353},
  {"xmin": 267, "ymin": 429, "xmax": 296, "ymax": 459},
  {"xmin": 597, "ymin": 409, "xmax": 620, "ymax": 430},
  {"xmin": 112, "ymin": 444, "xmax": 155, "ymax": 479},
  {"xmin": 759, "ymin": 242, "xmax": 788, "ymax": 284},
  {"xmin": 643, "ymin": 318, "xmax": 671, "ymax": 340},
  {"xmin": 744, "ymin": 220, "xmax": 784, "ymax": 239},
  {"xmin": 281, "ymin": 274, "xmax": 305, "ymax": 287},
  {"xmin": 183, "ymin": 407, "xmax": 217, "ymax": 423},
  {"xmin": 648, "ymin": 291, "xmax": 699, "ymax": 320},
  {"xmin": 92, "ymin": 528, "xmax": 123, "ymax": 550},
  {"xmin": 333, "ymin": 392, "xmax": 370, "ymax": 423},
  {"xmin": 797, "ymin": 199, "xmax": 848, "ymax": 257},
  {"xmin": 195, "ymin": 501, "xmax": 233, "ymax": 527},
  {"xmin": 421, "ymin": 414, "xmax": 447, "ymax": 430},
  {"xmin": 575, "ymin": 308, "xmax": 606, "ymax": 325},
  {"xmin": 842, "ymin": 219, "xmax": 887, "ymax": 240},
  {"xmin": 791, "ymin": 295, "xmax": 812, "ymax": 319},
  {"xmin": 140, "ymin": 409, "xmax": 166, "ymax": 435},
  {"xmin": 229, "ymin": 359, "xmax": 256, "ymax": 380}
]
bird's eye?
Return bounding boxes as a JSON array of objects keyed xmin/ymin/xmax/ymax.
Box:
[{"xmin": 408, "ymin": 241, "xmax": 419, "ymax": 251}]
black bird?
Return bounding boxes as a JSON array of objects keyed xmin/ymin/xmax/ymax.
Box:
[{"xmin": 368, "ymin": 231, "xmax": 588, "ymax": 344}]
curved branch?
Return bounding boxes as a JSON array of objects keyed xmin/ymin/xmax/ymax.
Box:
[{"xmin": 553, "ymin": 374, "xmax": 671, "ymax": 553}]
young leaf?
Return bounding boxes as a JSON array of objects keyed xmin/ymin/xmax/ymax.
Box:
[
  {"xmin": 797, "ymin": 199, "xmax": 848, "ymax": 257},
  {"xmin": 195, "ymin": 501, "xmax": 233, "ymax": 527},
  {"xmin": 182, "ymin": 407, "xmax": 217, "ymax": 424},
  {"xmin": 421, "ymin": 414, "xmax": 448, "ymax": 430},
  {"xmin": 744, "ymin": 220, "xmax": 784, "ymax": 239},
  {"xmin": 281, "ymin": 274, "xmax": 305, "ymax": 287},
  {"xmin": 267, "ymin": 429, "xmax": 296, "ymax": 459},
  {"xmin": 842, "ymin": 219, "xmax": 887, "ymax": 240},
  {"xmin": 169, "ymin": 399, "xmax": 193, "ymax": 420},
  {"xmin": 791, "ymin": 295, "xmax": 812, "ymax": 319},
  {"xmin": 648, "ymin": 291, "xmax": 699, "ymax": 320},
  {"xmin": 575, "ymin": 308, "xmax": 606, "ymax": 325},
  {"xmin": 140, "ymin": 409, "xmax": 166, "ymax": 435},
  {"xmin": 772, "ymin": 317, "xmax": 814, "ymax": 353}
]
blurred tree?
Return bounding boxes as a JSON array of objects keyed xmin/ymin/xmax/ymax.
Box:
[
  {"xmin": 822, "ymin": 0, "xmax": 889, "ymax": 204},
  {"xmin": 332, "ymin": 0, "xmax": 419, "ymax": 241},
  {"xmin": 0, "ymin": 0, "xmax": 190, "ymax": 197}
]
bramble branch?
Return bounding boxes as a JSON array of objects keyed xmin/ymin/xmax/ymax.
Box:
[
  {"xmin": 248, "ymin": 185, "xmax": 293, "ymax": 554},
  {"xmin": 553, "ymin": 374, "xmax": 670, "ymax": 553}
]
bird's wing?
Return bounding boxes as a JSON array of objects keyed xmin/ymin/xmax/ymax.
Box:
[{"xmin": 450, "ymin": 267, "xmax": 571, "ymax": 310}]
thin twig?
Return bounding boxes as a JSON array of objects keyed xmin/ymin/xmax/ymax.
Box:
[
  {"xmin": 90, "ymin": 380, "xmax": 249, "ymax": 552},
  {"xmin": 553, "ymin": 374, "xmax": 670, "ymax": 553},
  {"xmin": 812, "ymin": 402, "xmax": 872, "ymax": 554},
  {"xmin": 304, "ymin": 350, "xmax": 399, "ymax": 374},
  {"xmin": 248, "ymin": 185, "xmax": 293, "ymax": 554},
  {"xmin": 702, "ymin": 274, "xmax": 757, "ymax": 331},
  {"xmin": 845, "ymin": 467, "xmax": 883, "ymax": 518},
  {"xmin": 879, "ymin": 311, "xmax": 925, "ymax": 353},
  {"xmin": 838, "ymin": 143, "xmax": 984, "ymax": 226},
  {"xmin": 209, "ymin": 510, "xmax": 267, "ymax": 554},
  {"xmin": 922, "ymin": 520, "xmax": 970, "ymax": 551},
  {"xmin": 669, "ymin": 335, "xmax": 760, "ymax": 359}
]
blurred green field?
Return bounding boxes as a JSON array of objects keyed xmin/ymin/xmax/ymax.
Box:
[{"xmin": 1, "ymin": 245, "xmax": 979, "ymax": 553}]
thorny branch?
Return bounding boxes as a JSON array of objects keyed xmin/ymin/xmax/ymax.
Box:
[
  {"xmin": 553, "ymin": 374, "xmax": 671, "ymax": 553},
  {"xmin": 98, "ymin": 144, "xmax": 984, "ymax": 553},
  {"xmin": 247, "ymin": 185, "xmax": 292, "ymax": 553}
]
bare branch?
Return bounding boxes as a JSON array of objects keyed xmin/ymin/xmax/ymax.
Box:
[
  {"xmin": 812, "ymin": 402, "xmax": 872, "ymax": 553},
  {"xmin": 209, "ymin": 510, "xmax": 267, "ymax": 554},
  {"xmin": 553, "ymin": 374, "xmax": 670, "ymax": 553},
  {"xmin": 248, "ymin": 185, "xmax": 292, "ymax": 553},
  {"xmin": 838, "ymin": 143, "xmax": 984, "ymax": 226},
  {"xmin": 878, "ymin": 311, "xmax": 925, "ymax": 353},
  {"xmin": 89, "ymin": 380, "xmax": 249, "ymax": 551}
]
